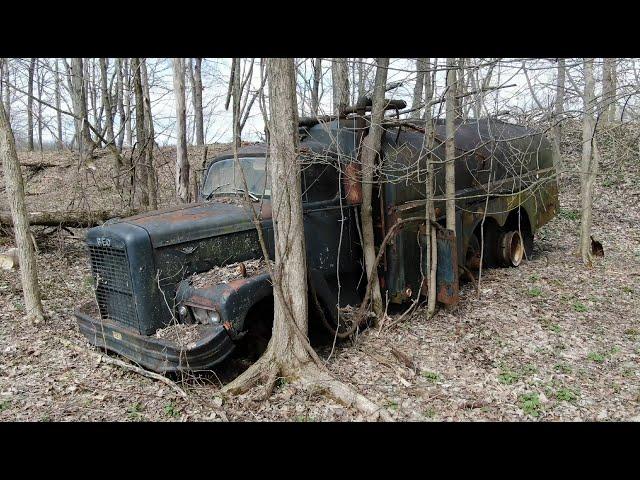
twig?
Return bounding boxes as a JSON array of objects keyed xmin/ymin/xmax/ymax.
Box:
[
  {"xmin": 59, "ymin": 338, "xmax": 187, "ymax": 398},
  {"xmin": 390, "ymin": 346, "xmax": 418, "ymax": 373}
]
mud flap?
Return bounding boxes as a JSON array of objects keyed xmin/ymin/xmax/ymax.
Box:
[{"xmin": 436, "ymin": 228, "xmax": 460, "ymax": 305}]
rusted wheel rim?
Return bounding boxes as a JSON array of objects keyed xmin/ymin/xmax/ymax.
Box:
[
  {"xmin": 499, "ymin": 230, "xmax": 524, "ymax": 267},
  {"xmin": 510, "ymin": 231, "xmax": 524, "ymax": 266}
]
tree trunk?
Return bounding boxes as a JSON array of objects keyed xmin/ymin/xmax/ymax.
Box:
[
  {"xmin": 2, "ymin": 59, "xmax": 10, "ymax": 122},
  {"xmin": 231, "ymin": 58, "xmax": 242, "ymax": 150},
  {"xmin": 173, "ymin": 58, "xmax": 190, "ymax": 203},
  {"xmin": 1, "ymin": 60, "xmax": 5, "ymax": 110},
  {"xmin": 311, "ymin": 58, "xmax": 322, "ymax": 115},
  {"xmin": 193, "ymin": 57, "xmax": 204, "ymax": 146},
  {"xmin": 266, "ymin": 56, "xmax": 310, "ymax": 364},
  {"xmin": 360, "ymin": 58, "xmax": 389, "ymax": 319},
  {"xmin": 552, "ymin": 58, "xmax": 565, "ymax": 169},
  {"xmin": 90, "ymin": 59, "xmax": 102, "ymax": 148},
  {"xmin": 422, "ymin": 60, "xmax": 438, "ymax": 317},
  {"xmin": 99, "ymin": 58, "xmax": 115, "ymax": 145},
  {"xmin": 140, "ymin": 59, "xmax": 157, "ymax": 209},
  {"xmin": 116, "ymin": 58, "xmax": 125, "ymax": 152},
  {"xmin": 357, "ymin": 57, "xmax": 366, "ymax": 100},
  {"xmin": 422, "ymin": 59, "xmax": 435, "ymax": 120},
  {"xmin": 224, "ymin": 56, "xmax": 311, "ymax": 387},
  {"xmin": 36, "ymin": 61, "xmax": 43, "ymax": 152},
  {"xmin": 453, "ymin": 58, "xmax": 465, "ymax": 120},
  {"xmin": 131, "ymin": 58, "xmax": 148, "ymax": 207},
  {"xmin": 55, "ymin": 59, "xmax": 63, "ymax": 150},
  {"xmin": 410, "ymin": 58, "xmax": 427, "ymax": 118},
  {"xmin": 579, "ymin": 58, "xmax": 598, "ymax": 266},
  {"xmin": 27, "ymin": 58, "xmax": 35, "ymax": 151},
  {"xmin": 609, "ymin": 59, "xmax": 617, "ymax": 122},
  {"xmin": 601, "ymin": 58, "xmax": 616, "ymax": 125},
  {"xmin": 445, "ymin": 58, "xmax": 457, "ymax": 233},
  {"xmin": 0, "ymin": 100, "xmax": 44, "ymax": 322},
  {"xmin": 70, "ymin": 58, "xmax": 95, "ymax": 163},
  {"xmin": 331, "ymin": 58, "xmax": 350, "ymax": 114},
  {"xmin": 222, "ymin": 57, "xmax": 388, "ymax": 421},
  {"xmin": 123, "ymin": 58, "xmax": 132, "ymax": 147}
]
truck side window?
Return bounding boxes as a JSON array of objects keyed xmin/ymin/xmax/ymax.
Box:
[{"xmin": 301, "ymin": 162, "xmax": 339, "ymax": 203}]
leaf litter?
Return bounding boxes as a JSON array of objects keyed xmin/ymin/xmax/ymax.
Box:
[{"xmin": 0, "ymin": 130, "xmax": 639, "ymax": 422}]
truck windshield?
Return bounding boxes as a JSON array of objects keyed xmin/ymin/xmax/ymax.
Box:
[{"xmin": 202, "ymin": 157, "xmax": 271, "ymax": 199}]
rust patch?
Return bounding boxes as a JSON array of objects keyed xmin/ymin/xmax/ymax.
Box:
[
  {"xmin": 343, "ymin": 162, "xmax": 362, "ymax": 204},
  {"xmin": 436, "ymin": 228, "xmax": 460, "ymax": 305}
]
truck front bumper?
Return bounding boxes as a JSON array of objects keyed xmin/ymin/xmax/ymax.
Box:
[{"xmin": 74, "ymin": 301, "xmax": 235, "ymax": 374}]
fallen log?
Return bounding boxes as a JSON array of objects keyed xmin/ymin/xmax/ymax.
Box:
[{"xmin": 0, "ymin": 209, "xmax": 137, "ymax": 228}]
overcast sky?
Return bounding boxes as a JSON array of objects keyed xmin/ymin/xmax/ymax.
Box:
[{"xmin": 3, "ymin": 58, "xmax": 619, "ymax": 148}]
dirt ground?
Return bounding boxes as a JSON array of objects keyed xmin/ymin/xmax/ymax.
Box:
[{"xmin": 1, "ymin": 129, "xmax": 639, "ymax": 422}]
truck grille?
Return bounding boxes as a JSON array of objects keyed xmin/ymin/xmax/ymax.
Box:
[{"xmin": 88, "ymin": 244, "xmax": 138, "ymax": 331}]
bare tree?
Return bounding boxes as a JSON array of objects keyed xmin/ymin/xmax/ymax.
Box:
[
  {"xmin": 140, "ymin": 59, "xmax": 157, "ymax": 209},
  {"xmin": 0, "ymin": 99, "xmax": 45, "ymax": 323},
  {"xmin": 131, "ymin": 58, "xmax": 149, "ymax": 207},
  {"xmin": 445, "ymin": 58, "xmax": 457, "ymax": 233},
  {"xmin": 410, "ymin": 58, "xmax": 427, "ymax": 118},
  {"xmin": 231, "ymin": 58, "xmax": 242, "ymax": 151},
  {"xmin": 123, "ymin": 58, "xmax": 132, "ymax": 147},
  {"xmin": 116, "ymin": 58, "xmax": 126, "ymax": 152},
  {"xmin": 579, "ymin": 58, "xmax": 599, "ymax": 266},
  {"xmin": 27, "ymin": 58, "xmax": 35, "ymax": 151},
  {"xmin": 552, "ymin": 58, "xmax": 565, "ymax": 166},
  {"xmin": 310, "ymin": 58, "xmax": 322, "ymax": 115},
  {"xmin": 359, "ymin": 58, "xmax": 389, "ymax": 318},
  {"xmin": 192, "ymin": 58, "xmax": 204, "ymax": 146},
  {"xmin": 2, "ymin": 59, "xmax": 10, "ymax": 122},
  {"xmin": 357, "ymin": 57, "xmax": 366, "ymax": 100},
  {"xmin": 55, "ymin": 59, "xmax": 63, "ymax": 149},
  {"xmin": 422, "ymin": 58, "xmax": 436, "ymax": 120},
  {"xmin": 609, "ymin": 58, "xmax": 617, "ymax": 121},
  {"xmin": 69, "ymin": 58, "xmax": 95, "ymax": 163},
  {"xmin": 601, "ymin": 58, "xmax": 617, "ymax": 125},
  {"xmin": 99, "ymin": 58, "xmax": 115, "ymax": 145},
  {"xmin": 422, "ymin": 61, "xmax": 438, "ymax": 317},
  {"xmin": 173, "ymin": 58, "xmax": 190, "ymax": 202},
  {"xmin": 453, "ymin": 58, "xmax": 466, "ymax": 120},
  {"xmin": 331, "ymin": 58, "xmax": 349, "ymax": 114},
  {"xmin": 223, "ymin": 57, "xmax": 387, "ymax": 420},
  {"xmin": 471, "ymin": 59, "xmax": 496, "ymax": 119},
  {"xmin": 36, "ymin": 61, "xmax": 43, "ymax": 152}
]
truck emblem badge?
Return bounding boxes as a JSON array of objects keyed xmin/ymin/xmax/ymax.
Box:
[{"xmin": 97, "ymin": 237, "xmax": 111, "ymax": 247}]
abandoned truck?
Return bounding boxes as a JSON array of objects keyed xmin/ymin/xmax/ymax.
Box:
[{"xmin": 75, "ymin": 103, "xmax": 559, "ymax": 373}]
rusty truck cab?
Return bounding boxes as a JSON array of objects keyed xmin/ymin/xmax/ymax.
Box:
[{"xmin": 75, "ymin": 109, "xmax": 558, "ymax": 373}]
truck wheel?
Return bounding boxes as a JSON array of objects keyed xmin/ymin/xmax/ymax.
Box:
[
  {"xmin": 497, "ymin": 230, "xmax": 525, "ymax": 267},
  {"xmin": 465, "ymin": 234, "xmax": 482, "ymax": 270}
]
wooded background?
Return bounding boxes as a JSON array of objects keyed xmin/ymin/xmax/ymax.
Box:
[{"xmin": 0, "ymin": 58, "xmax": 638, "ymax": 421}]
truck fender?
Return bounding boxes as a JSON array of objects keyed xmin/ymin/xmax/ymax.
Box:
[{"xmin": 176, "ymin": 272, "xmax": 273, "ymax": 338}]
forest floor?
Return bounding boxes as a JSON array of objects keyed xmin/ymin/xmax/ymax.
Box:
[{"xmin": 1, "ymin": 131, "xmax": 639, "ymax": 422}]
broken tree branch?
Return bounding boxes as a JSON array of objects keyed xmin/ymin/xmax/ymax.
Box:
[{"xmin": 59, "ymin": 337, "xmax": 187, "ymax": 398}]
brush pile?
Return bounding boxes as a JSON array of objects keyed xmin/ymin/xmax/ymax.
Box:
[{"xmin": 190, "ymin": 258, "xmax": 272, "ymax": 289}]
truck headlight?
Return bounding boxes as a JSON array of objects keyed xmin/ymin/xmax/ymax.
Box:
[{"xmin": 191, "ymin": 306, "xmax": 221, "ymax": 325}]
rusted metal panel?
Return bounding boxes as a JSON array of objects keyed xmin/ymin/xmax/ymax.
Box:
[
  {"xmin": 76, "ymin": 114, "xmax": 559, "ymax": 373},
  {"xmin": 436, "ymin": 228, "xmax": 460, "ymax": 305}
]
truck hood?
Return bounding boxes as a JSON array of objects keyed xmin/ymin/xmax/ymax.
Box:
[{"xmin": 121, "ymin": 199, "xmax": 271, "ymax": 248}]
